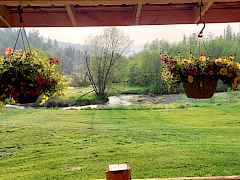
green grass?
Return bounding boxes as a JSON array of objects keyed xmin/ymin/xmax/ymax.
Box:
[
  {"xmin": 108, "ymin": 83, "xmax": 148, "ymax": 95},
  {"xmin": 58, "ymin": 87, "xmax": 95, "ymax": 102},
  {"xmin": 1, "ymin": 101, "xmax": 240, "ymax": 180},
  {"xmin": 45, "ymin": 87, "xmax": 100, "ymax": 107},
  {"xmin": 176, "ymin": 91, "xmax": 240, "ymax": 108}
]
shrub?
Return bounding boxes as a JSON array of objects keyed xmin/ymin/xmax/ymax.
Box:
[
  {"xmin": 0, "ymin": 101, "xmax": 4, "ymax": 109},
  {"xmin": 0, "ymin": 48, "xmax": 65, "ymax": 104}
]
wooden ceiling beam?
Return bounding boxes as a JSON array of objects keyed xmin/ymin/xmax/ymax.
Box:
[
  {"xmin": 0, "ymin": 6, "xmax": 11, "ymax": 27},
  {"xmin": 195, "ymin": 0, "xmax": 215, "ymax": 24},
  {"xmin": 65, "ymin": 5, "xmax": 77, "ymax": 26}
]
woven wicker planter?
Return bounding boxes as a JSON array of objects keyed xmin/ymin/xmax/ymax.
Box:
[
  {"xmin": 17, "ymin": 95, "xmax": 39, "ymax": 104},
  {"xmin": 182, "ymin": 78, "xmax": 218, "ymax": 99}
]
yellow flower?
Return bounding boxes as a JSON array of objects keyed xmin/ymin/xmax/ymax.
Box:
[
  {"xmin": 188, "ymin": 75, "xmax": 194, "ymax": 83},
  {"xmin": 15, "ymin": 51, "xmax": 23, "ymax": 60},
  {"xmin": 38, "ymin": 95, "xmax": 49, "ymax": 106},
  {"xmin": 225, "ymin": 59, "xmax": 232, "ymax": 66},
  {"xmin": 215, "ymin": 58, "xmax": 222, "ymax": 66},
  {"xmin": 232, "ymin": 76, "xmax": 240, "ymax": 90},
  {"xmin": 229, "ymin": 56, "xmax": 235, "ymax": 61},
  {"xmin": 227, "ymin": 66, "xmax": 234, "ymax": 72},
  {"xmin": 182, "ymin": 59, "xmax": 193, "ymax": 65},
  {"xmin": 233, "ymin": 63, "xmax": 239, "ymax": 70},
  {"xmin": 219, "ymin": 68, "xmax": 228, "ymax": 76},
  {"xmin": 199, "ymin": 56, "xmax": 207, "ymax": 63},
  {"xmin": 0, "ymin": 58, "xmax": 3, "ymax": 65}
]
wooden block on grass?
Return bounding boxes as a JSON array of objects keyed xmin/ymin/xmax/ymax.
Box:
[{"xmin": 106, "ymin": 164, "xmax": 131, "ymax": 180}]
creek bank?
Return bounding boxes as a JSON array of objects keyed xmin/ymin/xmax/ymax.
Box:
[{"xmin": 5, "ymin": 94, "xmax": 183, "ymax": 110}]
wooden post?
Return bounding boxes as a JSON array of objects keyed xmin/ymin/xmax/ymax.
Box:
[{"xmin": 106, "ymin": 164, "xmax": 131, "ymax": 180}]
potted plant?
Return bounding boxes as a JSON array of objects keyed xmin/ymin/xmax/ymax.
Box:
[
  {"xmin": 160, "ymin": 54, "xmax": 240, "ymax": 99},
  {"xmin": 0, "ymin": 48, "xmax": 65, "ymax": 104}
]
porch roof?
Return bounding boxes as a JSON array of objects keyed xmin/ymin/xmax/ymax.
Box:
[{"xmin": 1, "ymin": 0, "xmax": 240, "ymax": 27}]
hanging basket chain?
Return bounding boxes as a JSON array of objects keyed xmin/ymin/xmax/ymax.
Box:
[
  {"xmin": 21, "ymin": 29, "xmax": 26, "ymax": 52},
  {"xmin": 13, "ymin": 5, "xmax": 32, "ymax": 54},
  {"xmin": 13, "ymin": 27, "xmax": 22, "ymax": 52}
]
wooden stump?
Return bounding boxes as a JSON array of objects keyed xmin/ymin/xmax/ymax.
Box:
[{"xmin": 106, "ymin": 164, "xmax": 131, "ymax": 180}]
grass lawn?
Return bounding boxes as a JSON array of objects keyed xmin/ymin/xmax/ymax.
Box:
[{"xmin": 0, "ymin": 102, "xmax": 240, "ymax": 179}]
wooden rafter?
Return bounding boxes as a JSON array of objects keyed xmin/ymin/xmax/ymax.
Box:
[
  {"xmin": 1, "ymin": 0, "xmax": 240, "ymax": 27},
  {"xmin": 195, "ymin": 0, "xmax": 215, "ymax": 24},
  {"xmin": 65, "ymin": 5, "xmax": 77, "ymax": 27},
  {"xmin": 0, "ymin": 6, "xmax": 11, "ymax": 27}
]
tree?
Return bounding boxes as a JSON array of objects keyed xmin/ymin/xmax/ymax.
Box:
[
  {"xmin": 84, "ymin": 28, "xmax": 132, "ymax": 97},
  {"xmin": 128, "ymin": 49, "xmax": 168, "ymax": 94},
  {"xmin": 225, "ymin": 25, "xmax": 233, "ymax": 40}
]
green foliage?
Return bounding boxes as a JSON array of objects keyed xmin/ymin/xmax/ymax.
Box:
[
  {"xmin": 108, "ymin": 83, "xmax": 148, "ymax": 95},
  {"xmin": 141, "ymin": 25, "xmax": 240, "ymax": 61},
  {"xmin": 0, "ymin": 49, "xmax": 65, "ymax": 104},
  {"xmin": 128, "ymin": 49, "xmax": 169, "ymax": 94},
  {"xmin": 42, "ymin": 87, "xmax": 107, "ymax": 107},
  {"xmin": 0, "ymin": 101, "xmax": 4, "ymax": 109}
]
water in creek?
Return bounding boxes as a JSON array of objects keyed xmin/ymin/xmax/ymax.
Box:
[{"xmin": 64, "ymin": 94, "xmax": 181, "ymax": 110}]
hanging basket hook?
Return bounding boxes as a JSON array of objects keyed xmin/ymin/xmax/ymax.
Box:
[
  {"xmin": 198, "ymin": 21, "xmax": 205, "ymax": 38},
  {"xmin": 197, "ymin": 0, "xmax": 206, "ymax": 38},
  {"xmin": 17, "ymin": 5, "xmax": 24, "ymax": 25}
]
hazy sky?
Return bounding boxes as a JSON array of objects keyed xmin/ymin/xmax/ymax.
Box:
[{"xmin": 34, "ymin": 23, "xmax": 240, "ymax": 50}]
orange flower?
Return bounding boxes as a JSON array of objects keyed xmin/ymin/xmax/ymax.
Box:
[
  {"xmin": 5, "ymin": 48, "xmax": 13, "ymax": 57},
  {"xmin": 188, "ymin": 75, "xmax": 194, "ymax": 83}
]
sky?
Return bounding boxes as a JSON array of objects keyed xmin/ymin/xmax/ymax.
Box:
[{"xmin": 33, "ymin": 23, "xmax": 240, "ymax": 51}]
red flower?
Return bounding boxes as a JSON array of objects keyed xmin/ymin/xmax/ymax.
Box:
[
  {"xmin": 49, "ymin": 57, "xmax": 60, "ymax": 65},
  {"xmin": 188, "ymin": 68, "xmax": 198, "ymax": 76},
  {"xmin": 36, "ymin": 75, "xmax": 48, "ymax": 87},
  {"xmin": 28, "ymin": 90, "xmax": 39, "ymax": 97},
  {"xmin": 10, "ymin": 89, "xmax": 20, "ymax": 99},
  {"xmin": 5, "ymin": 48, "xmax": 13, "ymax": 57}
]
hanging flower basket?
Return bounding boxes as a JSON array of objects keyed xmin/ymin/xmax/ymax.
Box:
[
  {"xmin": 0, "ymin": 48, "xmax": 65, "ymax": 104},
  {"xmin": 17, "ymin": 95, "xmax": 39, "ymax": 104},
  {"xmin": 160, "ymin": 54, "xmax": 240, "ymax": 99},
  {"xmin": 182, "ymin": 78, "xmax": 218, "ymax": 99}
]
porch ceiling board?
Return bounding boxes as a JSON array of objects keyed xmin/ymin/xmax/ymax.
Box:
[
  {"xmin": 1, "ymin": 0, "xmax": 240, "ymax": 6},
  {"xmin": 1, "ymin": 0, "xmax": 240, "ymax": 27}
]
